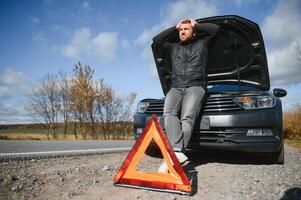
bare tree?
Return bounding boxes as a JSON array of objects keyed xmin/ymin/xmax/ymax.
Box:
[
  {"xmin": 58, "ymin": 71, "xmax": 71, "ymax": 139},
  {"xmin": 95, "ymin": 83, "xmax": 137, "ymax": 139},
  {"xmin": 95, "ymin": 83, "xmax": 115, "ymax": 139},
  {"xmin": 28, "ymin": 62, "xmax": 137, "ymax": 140},
  {"xmin": 118, "ymin": 92, "xmax": 137, "ymax": 139},
  {"xmin": 28, "ymin": 74, "xmax": 61, "ymax": 139}
]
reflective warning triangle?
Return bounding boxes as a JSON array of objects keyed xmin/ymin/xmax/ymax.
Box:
[{"xmin": 114, "ymin": 114, "xmax": 192, "ymax": 195}]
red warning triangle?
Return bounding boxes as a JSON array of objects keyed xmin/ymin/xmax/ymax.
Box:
[{"xmin": 114, "ymin": 114, "xmax": 192, "ymax": 195}]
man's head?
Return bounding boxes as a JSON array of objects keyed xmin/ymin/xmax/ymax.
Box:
[{"xmin": 177, "ymin": 19, "xmax": 196, "ymax": 42}]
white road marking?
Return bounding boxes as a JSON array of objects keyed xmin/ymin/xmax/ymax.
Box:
[{"xmin": 0, "ymin": 147, "xmax": 131, "ymax": 156}]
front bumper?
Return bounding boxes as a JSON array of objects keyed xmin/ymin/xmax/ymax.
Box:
[
  {"xmin": 134, "ymin": 107, "xmax": 283, "ymax": 153},
  {"xmin": 187, "ymin": 135, "xmax": 282, "ymax": 153}
]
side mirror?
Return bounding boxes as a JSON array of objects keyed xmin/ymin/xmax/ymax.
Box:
[{"xmin": 273, "ymin": 88, "xmax": 287, "ymax": 98}]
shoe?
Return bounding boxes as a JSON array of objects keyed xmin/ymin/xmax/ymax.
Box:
[
  {"xmin": 175, "ymin": 152, "xmax": 188, "ymax": 163},
  {"xmin": 158, "ymin": 152, "xmax": 188, "ymax": 173}
]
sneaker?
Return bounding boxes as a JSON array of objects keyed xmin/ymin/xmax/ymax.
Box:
[
  {"xmin": 158, "ymin": 152, "xmax": 188, "ymax": 173},
  {"xmin": 175, "ymin": 152, "xmax": 188, "ymax": 163}
]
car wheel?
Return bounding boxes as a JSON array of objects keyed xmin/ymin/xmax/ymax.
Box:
[{"xmin": 270, "ymin": 145, "xmax": 284, "ymax": 164}]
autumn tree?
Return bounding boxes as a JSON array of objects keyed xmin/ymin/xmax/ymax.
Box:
[
  {"xmin": 69, "ymin": 62, "xmax": 97, "ymax": 139},
  {"xmin": 28, "ymin": 62, "xmax": 137, "ymax": 140}
]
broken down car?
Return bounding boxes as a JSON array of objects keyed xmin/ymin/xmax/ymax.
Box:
[{"xmin": 134, "ymin": 15, "xmax": 287, "ymax": 164}]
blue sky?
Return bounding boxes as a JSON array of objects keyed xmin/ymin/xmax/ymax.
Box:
[{"xmin": 0, "ymin": 0, "xmax": 300, "ymax": 124}]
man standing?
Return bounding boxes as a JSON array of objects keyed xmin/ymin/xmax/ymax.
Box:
[{"xmin": 152, "ymin": 19, "xmax": 220, "ymax": 172}]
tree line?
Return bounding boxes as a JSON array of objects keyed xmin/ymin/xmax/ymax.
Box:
[{"xmin": 27, "ymin": 62, "xmax": 137, "ymax": 140}]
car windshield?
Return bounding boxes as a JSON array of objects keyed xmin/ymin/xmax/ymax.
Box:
[{"xmin": 207, "ymin": 84, "xmax": 259, "ymax": 93}]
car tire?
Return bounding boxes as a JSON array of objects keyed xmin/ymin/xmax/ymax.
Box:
[{"xmin": 270, "ymin": 145, "xmax": 284, "ymax": 164}]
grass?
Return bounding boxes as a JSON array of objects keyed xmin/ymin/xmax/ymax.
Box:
[
  {"xmin": 0, "ymin": 126, "xmax": 134, "ymax": 140},
  {"xmin": 0, "ymin": 133, "xmax": 134, "ymax": 140},
  {"xmin": 0, "ymin": 133, "xmax": 49, "ymax": 140},
  {"xmin": 0, "ymin": 129, "xmax": 49, "ymax": 134},
  {"xmin": 0, "ymin": 131, "xmax": 134, "ymax": 140},
  {"xmin": 283, "ymin": 103, "xmax": 301, "ymax": 152},
  {"xmin": 284, "ymin": 139, "xmax": 301, "ymax": 152}
]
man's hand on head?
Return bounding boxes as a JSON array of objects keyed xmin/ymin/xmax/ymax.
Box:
[
  {"xmin": 189, "ymin": 19, "xmax": 198, "ymax": 28},
  {"xmin": 176, "ymin": 20, "xmax": 184, "ymax": 30},
  {"xmin": 176, "ymin": 19, "xmax": 198, "ymax": 30}
]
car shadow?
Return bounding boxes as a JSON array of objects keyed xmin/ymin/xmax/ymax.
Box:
[
  {"xmin": 182, "ymin": 149, "xmax": 278, "ymax": 196},
  {"xmin": 279, "ymin": 187, "xmax": 301, "ymax": 200},
  {"xmin": 185, "ymin": 149, "xmax": 276, "ymax": 165}
]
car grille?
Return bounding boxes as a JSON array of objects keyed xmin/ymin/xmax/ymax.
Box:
[
  {"xmin": 204, "ymin": 96, "xmax": 242, "ymax": 112},
  {"xmin": 189, "ymin": 128, "xmax": 247, "ymax": 144},
  {"xmin": 145, "ymin": 100, "xmax": 164, "ymax": 114},
  {"xmin": 145, "ymin": 95, "xmax": 242, "ymax": 114}
]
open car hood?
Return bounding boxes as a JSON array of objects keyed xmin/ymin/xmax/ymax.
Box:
[{"xmin": 151, "ymin": 15, "xmax": 270, "ymax": 95}]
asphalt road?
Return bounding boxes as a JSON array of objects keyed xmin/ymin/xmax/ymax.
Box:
[{"xmin": 0, "ymin": 140, "xmax": 135, "ymax": 160}]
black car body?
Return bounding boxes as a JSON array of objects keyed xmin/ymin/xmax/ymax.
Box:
[{"xmin": 134, "ymin": 15, "xmax": 287, "ymax": 163}]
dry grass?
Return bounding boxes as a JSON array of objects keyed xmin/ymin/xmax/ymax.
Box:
[
  {"xmin": 283, "ymin": 103, "xmax": 301, "ymax": 152},
  {"xmin": 0, "ymin": 133, "xmax": 134, "ymax": 140},
  {"xmin": 285, "ymin": 139, "xmax": 301, "ymax": 153},
  {"xmin": 283, "ymin": 103, "xmax": 301, "ymax": 141}
]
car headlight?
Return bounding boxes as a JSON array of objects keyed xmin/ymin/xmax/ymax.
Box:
[
  {"xmin": 233, "ymin": 96, "xmax": 274, "ymax": 110},
  {"xmin": 136, "ymin": 102, "xmax": 150, "ymax": 113}
]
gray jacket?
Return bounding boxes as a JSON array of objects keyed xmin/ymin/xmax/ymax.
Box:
[{"xmin": 153, "ymin": 23, "xmax": 220, "ymax": 89}]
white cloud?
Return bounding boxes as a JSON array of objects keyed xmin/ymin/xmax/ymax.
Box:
[
  {"xmin": 262, "ymin": 0, "xmax": 301, "ymax": 48},
  {"xmin": 262, "ymin": 0, "xmax": 301, "ymax": 87},
  {"xmin": 134, "ymin": 0, "xmax": 218, "ymax": 78},
  {"xmin": 0, "ymin": 68, "xmax": 31, "ymax": 100},
  {"xmin": 93, "ymin": 32, "xmax": 118, "ymax": 61},
  {"xmin": 0, "ymin": 103, "xmax": 37, "ymax": 124},
  {"xmin": 0, "ymin": 104, "xmax": 19, "ymax": 116},
  {"xmin": 61, "ymin": 28, "xmax": 119, "ymax": 62},
  {"xmin": 62, "ymin": 28, "xmax": 91, "ymax": 58},
  {"xmin": 0, "ymin": 87, "xmax": 10, "ymax": 100},
  {"xmin": 164, "ymin": 0, "xmax": 218, "ymax": 25},
  {"xmin": 142, "ymin": 46, "xmax": 153, "ymax": 60},
  {"xmin": 150, "ymin": 64, "xmax": 158, "ymax": 78},
  {"xmin": 234, "ymin": 0, "xmax": 259, "ymax": 7},
  {"xmin": 134, "ymin": 0, "xmax": 218, "ymax": 47},
  {"xmin": 268, "ymin": 40, "xmax": 301, "ymax": 86},
  {"xmin": 0, "ymin": 68, "xmax": 34, "ymax": 124},
  {"xmin": 134, "ymin": 26, "xmax": 161, "ymax": 46},
  {"xmin": 0, "ymin": 68, "xmax": 26, "ymax": 87}
]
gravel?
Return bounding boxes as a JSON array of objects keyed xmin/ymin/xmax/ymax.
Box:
[{"xmin": 0, "ymin": 144, "xmax": 300, "ymax": 200}]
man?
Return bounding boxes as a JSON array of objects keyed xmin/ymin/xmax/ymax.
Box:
[{"xmin": 152, "ymin": 19, "xmax": 220, "ymax": 172}]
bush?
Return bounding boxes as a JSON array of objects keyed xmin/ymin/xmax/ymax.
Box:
[{"xmin": 283, "ymin": 103, "xmax": 301, "ymax": 141}]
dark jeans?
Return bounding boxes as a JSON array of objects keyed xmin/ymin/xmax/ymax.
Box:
[{"xmin": 163, "ymin": 86, "xmax": 206, "ymax": 152}]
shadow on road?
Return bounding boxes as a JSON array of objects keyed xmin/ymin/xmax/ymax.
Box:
[
  {"xmin": 279, "ymin": 187, "xmax": 301, "ymax": 200},
  {"xmin": 185, "ymin": 149, "xmax": 277, "ymax": 165},
  {"xmin": 182, "ymin": 149, "xmax": 279, "ymax": 196}
]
